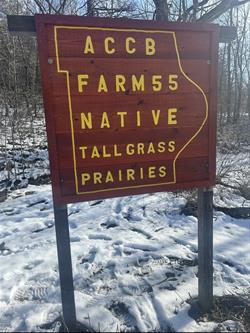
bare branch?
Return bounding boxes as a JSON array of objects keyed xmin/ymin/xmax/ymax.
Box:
[{"xmin": 198, "ymin": 0, "xmax": 250, "ymax": 22}]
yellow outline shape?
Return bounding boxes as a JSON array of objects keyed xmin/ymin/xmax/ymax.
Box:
[{"xmin": 54, "ymin": 25, "xmax": 208, "ymax": 195}]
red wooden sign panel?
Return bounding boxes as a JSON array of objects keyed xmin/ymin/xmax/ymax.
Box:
[{"xmin": 35, "ymin": 14, "xmax": 219, "ymax": 205}]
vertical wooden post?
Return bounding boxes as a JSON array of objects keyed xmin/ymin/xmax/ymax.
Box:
[
  {"xmin": 54, "ymin": 204, "xmax": 76, "ymax": 331},
  {"xmin": 198, "ymin": 187, "xmax": 214, "ymax": 312}
]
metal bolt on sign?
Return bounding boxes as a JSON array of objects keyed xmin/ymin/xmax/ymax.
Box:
[{"xmin": 7, "ymin": 14, "xmax": 237, "ymax": 328}]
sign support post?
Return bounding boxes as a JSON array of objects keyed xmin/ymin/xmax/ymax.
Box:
[
  {"xmin": 7, "ymin": 14, "xmax": 234, "ymax": 320},
  {"xmin": 198, "ymin": 187, "xmax": 214, "ymax": 312},
  {"xmin": 53, "ymin": 204, "xmax": 76, "ymax": 331}
]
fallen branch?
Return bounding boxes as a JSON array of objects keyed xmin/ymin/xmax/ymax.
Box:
[{"xmin": 213, "ymin": 205, "xmax": 250, "ymax": 219}]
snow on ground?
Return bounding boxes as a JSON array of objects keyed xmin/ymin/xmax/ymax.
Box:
[{"xmin": 0, "ymin": 185, "xmax": 249, "ymax": 332}]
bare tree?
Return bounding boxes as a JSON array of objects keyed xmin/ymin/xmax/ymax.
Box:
[
  {"xmin": 0, "ymin": 0, "xmax": 249, "ymax": 190},
  {"xmin": 151, "ymin": 0, "xmax": 250, "ymax": 22}
]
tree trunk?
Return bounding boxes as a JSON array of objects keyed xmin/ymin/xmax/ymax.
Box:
[
  {"xmin": 153, "ymin": 0, "xmax": 169, "ymax": 21},
  {"xmin": 226, "ymin": 9, "xmax": 233, "ymax": 124}
]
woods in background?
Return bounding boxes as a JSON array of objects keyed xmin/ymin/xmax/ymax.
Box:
[{"xmin": 0, "ymin": 0, "xmax": 249, "ymax": 189}]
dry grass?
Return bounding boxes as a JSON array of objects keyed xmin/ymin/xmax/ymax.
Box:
[{"xmin": 198, "ymin": 292, "xmax": 250, "ymax": 332}]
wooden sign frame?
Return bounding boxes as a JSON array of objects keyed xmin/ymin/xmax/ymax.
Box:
[
  {"xmin": 35, "ymin": 15, "xmax": 219, "ymax": 205},
  {"xmin": 7, "ymin": 15, "xmax": 227, "ymax": 330}
]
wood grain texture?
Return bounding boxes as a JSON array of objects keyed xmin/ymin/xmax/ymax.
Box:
[{"xmin": 35, "ymin": 15, "xmax": 218, "ymax": 205}]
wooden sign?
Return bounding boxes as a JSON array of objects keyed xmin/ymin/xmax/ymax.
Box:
[{"xmin": 35, "ymin": 14, "xmax": 219, "ymax": 204}]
